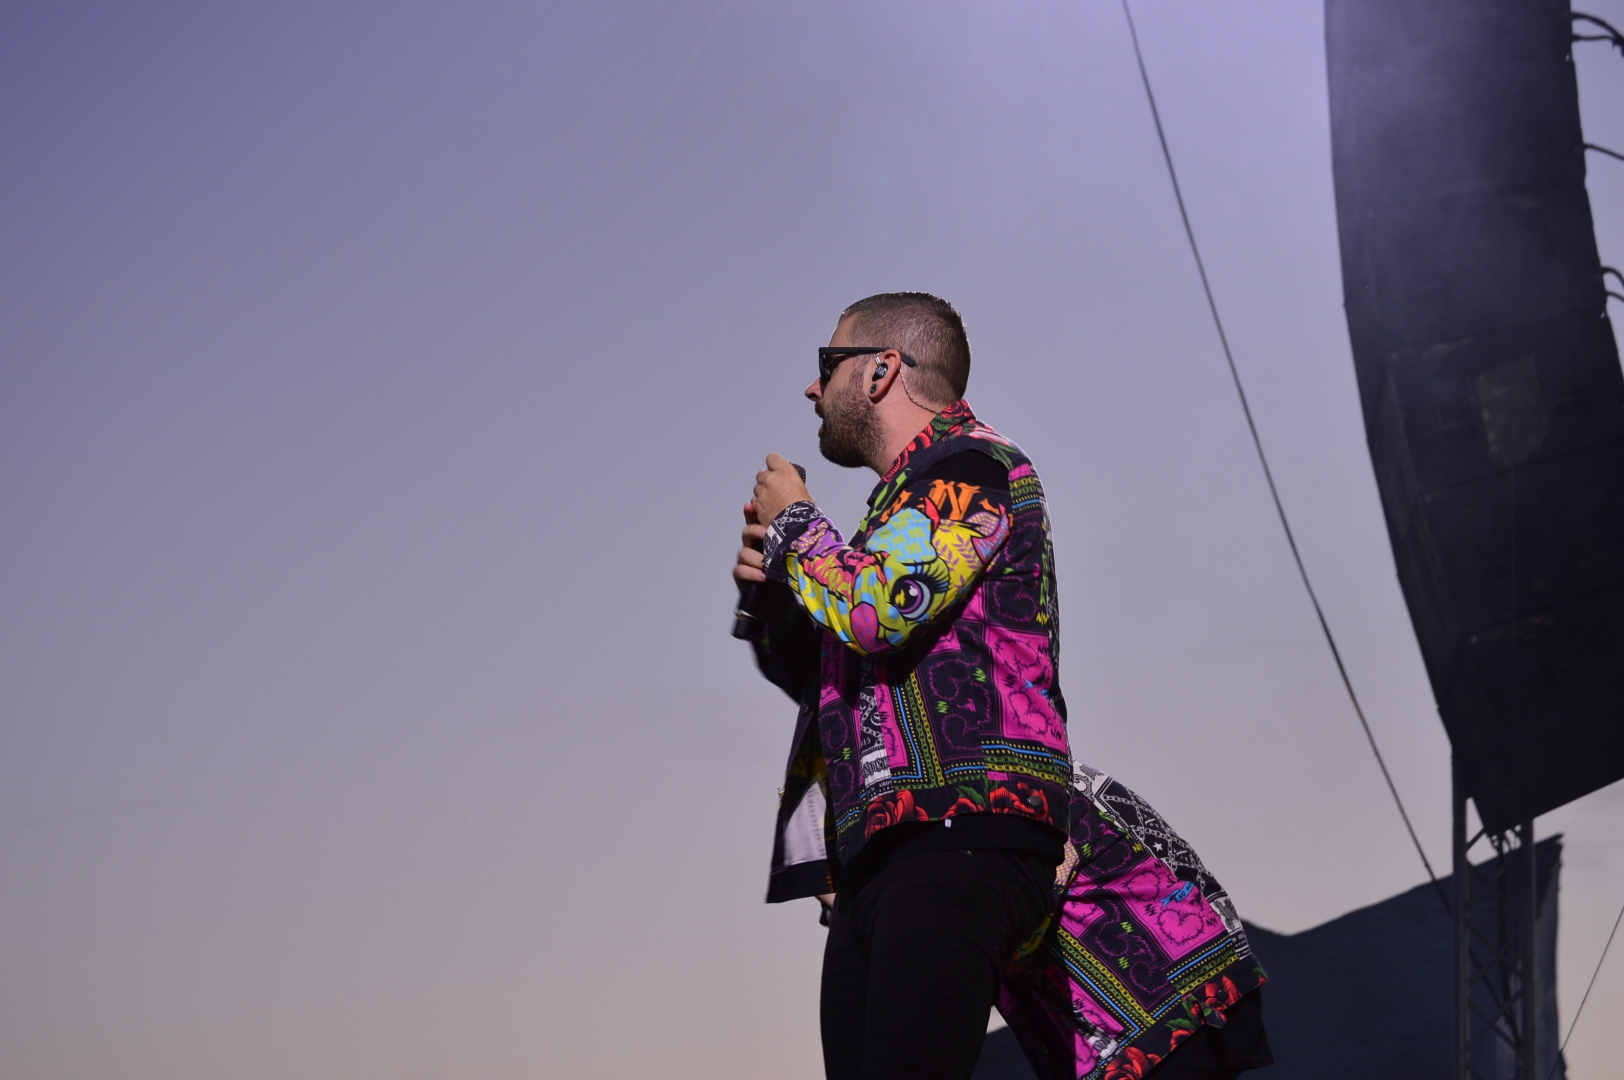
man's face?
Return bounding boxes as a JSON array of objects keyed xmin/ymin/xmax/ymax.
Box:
[{"xmin": 807, "ymin": 316, "xmax": 884, "ymax": 468}]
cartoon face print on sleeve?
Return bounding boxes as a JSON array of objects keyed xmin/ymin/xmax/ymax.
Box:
[
  {"xmin": 856, "ymin": 498, "xmax": 1011, "ymax": 649},
  {"xmin": 780, "ymin": 455, "xmax": 1014, "ymax": 657}
]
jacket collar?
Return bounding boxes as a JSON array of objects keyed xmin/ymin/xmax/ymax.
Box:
[
  {"xmin": 860, "ymin": 400, "xmax": 977, "ymax": 525},
  {"xmin": 878, "ymin": 399, "xmax": 977, "ymax": 485}
]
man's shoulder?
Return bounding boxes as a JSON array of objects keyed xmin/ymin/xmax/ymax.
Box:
[
  {"xmin": 908, "ymin": 420, "xmax": 1032, "ymax": 483},
  {"xmin": 908, "ymin": 446, "xmax": 1011, "ymax": 490}
]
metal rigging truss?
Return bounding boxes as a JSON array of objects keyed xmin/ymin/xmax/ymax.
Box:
[{"xmin": 1452, "ymin": 756, "xmax": 1557, "ymax": 1080}]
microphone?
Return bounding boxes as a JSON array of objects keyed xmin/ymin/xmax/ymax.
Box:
[{"xmin": 732, "ymin": 462, "xmax": 806, "ymax": 640}]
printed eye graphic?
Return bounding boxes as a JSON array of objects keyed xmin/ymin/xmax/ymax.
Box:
[{"xmin": 891, "ymin": 575, "xmax": 936, "ymax": 620}]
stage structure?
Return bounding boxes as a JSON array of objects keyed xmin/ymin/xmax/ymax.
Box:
[{"xmin": 1327, "ymin": 1, "xmax": 1623, "ymax": 1077}]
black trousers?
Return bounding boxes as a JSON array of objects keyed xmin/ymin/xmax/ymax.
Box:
[{"xmin": 820, "ymin": 847, "xmax": 1057, "ymax": 1080}]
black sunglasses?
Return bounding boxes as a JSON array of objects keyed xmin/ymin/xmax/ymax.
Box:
[{"xmin": 817, "ymin": 346, "xmax": 916, "ymax": 387}]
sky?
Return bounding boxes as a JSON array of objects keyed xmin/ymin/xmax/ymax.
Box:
[{"xmin": 2, "ymin": 2, "xmax": 1622, "ymax": 1078}]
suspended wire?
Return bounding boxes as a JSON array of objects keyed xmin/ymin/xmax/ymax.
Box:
[
  {"xmin": 1546, "ymin": 892, "xmax": 1624, "ymax": 1080},
  {"xmin": 1572, "ymin": 12, "xmax": 1624, "ymax": 55},
  {"xmin": 1555, "ymin": 20, "xmax": 1621, "ymax": 1073},
  {"xmin": 637, "ymin": 0, "xmax": 734, "ymax": 137},
  {"xmin": 1117, "ymin": 0, "xmax": 1451, "ymax": 916}
]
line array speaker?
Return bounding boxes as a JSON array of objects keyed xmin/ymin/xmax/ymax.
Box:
[{"xmin": 1327, "ymin": 0, "xmax": 1624, "ymax": 830}]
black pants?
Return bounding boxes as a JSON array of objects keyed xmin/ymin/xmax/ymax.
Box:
[{"xmin": 820, "ymin": 847, "xmax": 1057, "ymax": 1080}]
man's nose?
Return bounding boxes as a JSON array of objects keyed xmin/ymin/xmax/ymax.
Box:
[{"xmin": 804, "ymin": 378, "xmax": 821, "ymax": 402}]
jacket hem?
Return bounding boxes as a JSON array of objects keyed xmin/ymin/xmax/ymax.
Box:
[{"xmin": 766, "ymin": 859, "xmax": 833, "ymax": 904}]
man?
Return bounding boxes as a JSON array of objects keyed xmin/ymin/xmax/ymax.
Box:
[
  {"xmin": 737, "ymin": 292, "xmax": 1073, "ymax": 1079},
  {"xmin": 737, "ymin": 293, "xmax": 1271, "ymax": 1080}
]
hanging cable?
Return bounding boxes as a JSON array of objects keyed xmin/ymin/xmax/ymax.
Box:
[
  {"xmin": 1118, "ymin": 0, "xmax": 1450, "ymax": 916},
  {"xmin": 1572, "ymin": 12, "xmax": 1624, "ymax": 55},
  {"xmin": 1546, "ymin": 892, "xmax": 1624, "ymax": 1080},
  {"xmin": 1586, "ymin": 142, "xmax": 1624, "ymax": 164}
]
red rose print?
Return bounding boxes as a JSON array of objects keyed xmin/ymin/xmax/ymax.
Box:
[
  {"xmin": 1200, "ymin": 976, "xmax": 1242, "ymax": 1015},
  {"xmin": 1103, "ymin": 1047, "xmax": 1160, "ymax": 1080},
  {"xmin": 944, "ymin": 797, "xmax": 981, "ymax": 817},
  {"xmin": 989, "ymin": 782, "xmax": 1049, "ymax": 820},
  {"xmin": 863, "ymin": 790, "xmax": 930, "ymax": 837}
]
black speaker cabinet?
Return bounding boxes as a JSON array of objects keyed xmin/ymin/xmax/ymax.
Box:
[{"xmin": 1327, "ymin": 0, "xmax": 1624, "ymax": 830}]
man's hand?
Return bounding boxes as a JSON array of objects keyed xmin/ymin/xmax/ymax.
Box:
[
  {"xmin": 752, "ymin": 453, "xmax": 812, "ymax": 526},
  {"xmin": 735, "ymin": 503, "xmax": 768, "ymax": 585}
]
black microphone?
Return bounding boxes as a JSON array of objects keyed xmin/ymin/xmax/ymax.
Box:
[{"xmin": 732, "ymin": 462, "xmax": 806, "ymax": 640}]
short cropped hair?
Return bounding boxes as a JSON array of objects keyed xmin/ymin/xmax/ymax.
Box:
[{"xmin": 841, "ymin": 292, "xmax": 971, "ymax": 406}]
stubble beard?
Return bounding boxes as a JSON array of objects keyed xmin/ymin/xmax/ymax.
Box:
[{"xmin": 817, "ymin": 375, "xmax": 885, "ymax": 469}]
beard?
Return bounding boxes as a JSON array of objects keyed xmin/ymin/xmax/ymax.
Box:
[{"xmin": 817, "ymin": 374, "xmax": 885, "ymax": 469}]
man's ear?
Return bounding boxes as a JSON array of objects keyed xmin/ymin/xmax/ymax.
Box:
[{"xmin": 868, "ymin": 349, "xmax": 903, "ymax": 400}]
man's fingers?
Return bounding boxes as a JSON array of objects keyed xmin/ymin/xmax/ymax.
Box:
[
  {"xmin": 734, "ymin": 546, "xmax": 767, "ymax": 584},
  {"xmin": 741, "ymin": 522, "xmax": 767, "ymax": 546},
  {"xmin": 751, "ymin": 454, "xmax": 812, "ymax": 529}
]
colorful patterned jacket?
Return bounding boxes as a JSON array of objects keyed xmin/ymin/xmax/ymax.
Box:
[
  {"xmin": 998, "ymin": 764, "xmax": 1267, "ymax": 1080},
  {"xmin": 747, "ymin": 404, "xmax": 1267, "ymax": 1077},
  {"xmin": 754, "ymin": 401, "xmax": 1072, "ymax": 900}
]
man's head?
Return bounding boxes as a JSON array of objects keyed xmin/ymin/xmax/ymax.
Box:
[
  {"xmin": 837, "ymin": 292, "xmax": 971, "ymax": 405},
  {"xmin": 805, "ymin": 292, "xmax": 972, "ymax": 471}
]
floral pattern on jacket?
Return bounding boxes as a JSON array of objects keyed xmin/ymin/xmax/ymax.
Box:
[
  {"xmin": 746, "ymin": 410, "xmax": 1265, "ymax": 1079},
  {"xmin": 995, "ymin": 764, "xmax": 1268, "ymax": 1080},
  {"xmin": 757, "ymin": 400, "xmax": 1072, "ymax": 874}
]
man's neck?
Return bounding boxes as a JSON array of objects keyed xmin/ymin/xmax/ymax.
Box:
[{"xmin": 868, "ymin": 402, "xmax": 944, "ymax": 475}]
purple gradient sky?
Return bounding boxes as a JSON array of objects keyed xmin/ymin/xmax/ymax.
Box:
[{"xmin": 3, "ymin": 3, "xmax": 1622, "ymax": 1078}]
